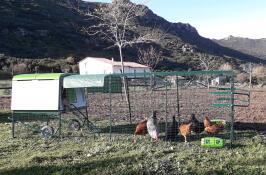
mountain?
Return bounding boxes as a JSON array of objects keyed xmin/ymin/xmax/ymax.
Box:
[
  {"xmin": 0, "ymin": 0, "xmax": 265, "ymax": 73},
  {"xmin": 214, "ymin": 36, "xmax": 266, "ymax": 60}
]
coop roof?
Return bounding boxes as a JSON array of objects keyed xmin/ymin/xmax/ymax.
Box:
[
  {"xmin": 13, "ymin": 73, "xmax": 65, "ymax": 81},
  {"xmin": 63, "ymin": 74, "xmax": 107, "ymax": 88}
]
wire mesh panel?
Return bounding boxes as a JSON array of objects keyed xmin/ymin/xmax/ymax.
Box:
[
  {"xmin": 96, "ymin": 71, "xmax": 237, "ymax": 146},
  {"xmin": 12, "ymin": 112, "xmax": 61, "ymax": 138}
]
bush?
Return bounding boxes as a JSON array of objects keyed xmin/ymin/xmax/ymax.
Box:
[
  {"xmin": 236, "ymin": 73, "xmax": 248, "ymax": 83},
  {"xmin": 219, "ymin": 62, "xmax": 233, "ymax": 71},
  {"xmin": 13, "ymin": 63, "xmax": 29, "ymax": 74},
  {"xmin": 71, "ymin": 65, "xmax": 79, "ymax": 73},
  {"xmin": 66, "ymin": 56, "xmax": 76, "ymax": 65},
  {"xmin": 252, "ymin": 66, "xmax": 265, "ymax": 78}
]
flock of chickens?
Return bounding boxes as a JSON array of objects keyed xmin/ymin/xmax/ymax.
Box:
[{"xmin": 133, "ymin": 112, "xmax": 225, "ymax": 143}]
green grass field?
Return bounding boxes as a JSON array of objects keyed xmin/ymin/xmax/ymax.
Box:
[{"xmin": 0, "ymin": 112, "xmax": 265, "ymax": 175}]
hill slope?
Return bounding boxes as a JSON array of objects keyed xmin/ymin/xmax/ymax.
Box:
[
  {"xmin": 214, "ymin": 36, "xmax": 266, "ymax": 60},
  {"xmin": 0, "ymin": 0, "xmax": 265, "ymax": 73}
]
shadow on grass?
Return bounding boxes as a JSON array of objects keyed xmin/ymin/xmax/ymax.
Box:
[
  {"xmin": 98, "ymin": 122, "xmax": 264, "ymax": 145},
  {"xmin": 99, "ymin": 122, "xmax": 168, "ymax": 135},
  {"xmin": 99, "ymin": 122, "xmax": 266, "ymax": 135},
  {"xmin": 235, "ymin": 122, "xmax": 266, "ymax": 131},
  {"xmin": 0, "ymin": 155, "xmax": 140, "ymax": 175},
  {"xmin": 229, "ymin": 143, "xmax": 247, "ymax": 149}
]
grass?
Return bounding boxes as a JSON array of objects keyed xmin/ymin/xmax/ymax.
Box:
[{"xmin": 0, "ymin": 112, "xmax": 265, "ymax": 175}]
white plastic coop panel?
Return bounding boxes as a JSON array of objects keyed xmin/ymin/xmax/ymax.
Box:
[{"xmin": 11, "ymin": 80, "xmax": 60, "ymax": 111}]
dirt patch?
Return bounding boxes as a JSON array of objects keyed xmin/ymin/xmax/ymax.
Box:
[{"xmin": 235, "ymin": 90, "xmax": 266, "ymax": 123}]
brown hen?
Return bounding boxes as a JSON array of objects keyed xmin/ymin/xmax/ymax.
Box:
[
  {"xmin": 179, "ymin": 123, "xmax": 192, "ymax": 143},
  {"xmin": 133, "ymin": 119, "xmax": 147, "ymax": 143},
  {"xmin": 204, "ymin": 117, "xmax": 223, "ymax": 135}
]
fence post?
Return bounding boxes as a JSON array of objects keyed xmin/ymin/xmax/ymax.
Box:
[
  {"xmin": 59, "ymin": 112, "xmax": 62, "ymax": 137},
  {"xmin": 12, "ymin": 112, "xmax": 15, "ymax": 138},
  {"xmin": 144, "ymin": 70, "xmax": 147, "ymax": 90},
  {"xmin": 134, "ymin": 70, "xmax": 136, "ymax": 92},
  {"xmin": 126, "ymin": 78, "xmax": 132, "ymax": 124},
  {"xmin": 249, "ymin": 63, "xmax": 252, "ymax": 89},
  {"xmin": 176, "ymin": 76, "xmax": 180, "ymax": 128},
  {"xmin": 230, "ymin": 74, "xmax": 235, "ymax": 148},
  {"xmin": 165, "ymin": 80, "xmax": 168, "ymax": 138},
  {"xmin": 150, "ymin": 73, "xmax": 155, "ymax": 112},
  {"xmin": 109, "ymin": 75, "xmax": 112, "ymax": 142}
]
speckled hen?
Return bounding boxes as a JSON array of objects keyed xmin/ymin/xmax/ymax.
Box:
[{"xmin": 147, "ymin": 111, "xmax": 159, "ymax": 141}]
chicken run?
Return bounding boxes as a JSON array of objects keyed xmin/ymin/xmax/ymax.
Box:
[{"xmin": 10, "ymin": 71, "xmax": 250, "ymax": 147}]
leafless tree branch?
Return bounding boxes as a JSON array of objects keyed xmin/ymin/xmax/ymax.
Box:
[{"xmin": 138, "ymin": 46, "xmax": 162, "ymax": 70}]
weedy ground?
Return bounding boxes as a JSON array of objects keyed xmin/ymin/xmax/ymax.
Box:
[{"xmin": 0, "ymin": 112, "xmax": 265, "ymax": 175}]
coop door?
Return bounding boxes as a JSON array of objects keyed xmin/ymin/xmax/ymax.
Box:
[{"xmin": 65, "ymin": 88, "xmax": 86, "ymax": 108}]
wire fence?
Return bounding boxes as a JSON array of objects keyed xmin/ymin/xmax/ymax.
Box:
[{"xmin": 2, "ymin": 71, "xmax": 266, "ymax": 143}]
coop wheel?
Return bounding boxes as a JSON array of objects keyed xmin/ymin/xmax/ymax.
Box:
[
  {"xmin": 68, "ymin": 119, "xmax": 81, "ymax": 131},
  {"xmin": 41, "ymin": 126, "xmax": 54, "ymax": 138}
]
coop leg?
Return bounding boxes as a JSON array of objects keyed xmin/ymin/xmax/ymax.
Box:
[
  {"xmin": 184, "ymin": 136, "xmax": 187, "ymax": 143},
  {"xmin": 12, "ymin": 113, "xmax": 15, "ymax": 138},
  {"xmin": 59, "ymin": 113, "xmax": 62, "ymax": 137}
]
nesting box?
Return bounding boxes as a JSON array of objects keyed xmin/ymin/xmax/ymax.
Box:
[{"xmin": 11, "ymin": 73, "xmax": 86, "ymax": 111}]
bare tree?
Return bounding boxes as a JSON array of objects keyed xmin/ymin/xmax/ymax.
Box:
[
  {"xmin": 198, "ymin": 54, "xmax": 216, "ymax": 71},
  {"xmin": 240, "ymin": 63, "xmax": 253, "ymax": 88},
  {"xmin": 85, "ymin": 0, "xmax": 162, "ymax": 74},
  {"xmin": 83, "ymin": 0, "xmax": 163, "ymax": 123},
  {"xmin": 138, "ymin": 46, "xmax": 162, "ymax": 71},
  {"xmin": 198, "ymin": 54, "xmax": 216, "ymax": 89}
]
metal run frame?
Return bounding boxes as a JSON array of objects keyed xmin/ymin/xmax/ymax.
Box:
[
  {"xmin": 11, "ymin": 70, "xmax": 250, "ymax": 148},
  {"xmin": 105, "ymin": 70, "xmax": 249, "ymax": 147}
]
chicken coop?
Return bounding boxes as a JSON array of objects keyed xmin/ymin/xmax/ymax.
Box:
[
  {"xmin": 84, "ymin": 70, "xmax": 250, "ymax": 147},
  {"xmin": 10, "ymin": 73, "xmax": 108, "ymax": 138},
  {"xmin": 10, "ymin": 71, "xmax": 250, "ymax": 147}
]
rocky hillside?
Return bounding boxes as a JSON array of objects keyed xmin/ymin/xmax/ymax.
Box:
[
  {"xmin": 214, "ymin": 36, "xmax": 266, "ymax": 60},
  {"xmin": 0, "ymin": 0, "xmax": 265, "ymax": 73}
]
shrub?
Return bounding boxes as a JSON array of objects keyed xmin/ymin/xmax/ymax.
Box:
[
  {"xmin": 236, "ymin": 73, "xmax": 248, "ymax": 83},
  {"xmin": 13, "ymin": 63, "xmax": 29, "ymax": 74},
  {"xmin": 71, "ymin": 65, "xmax": 79, "ymax": 73},
  {"xmin": 66, "ymin": 56, "xmax": 76, "ymax": 65},
  {"xmin": 219, "ymin": 62, "xmax": 233, "ymax": 71},
  {"xmin": 252, "ymin": 66, "xmax": 265, "ymax": 78}
]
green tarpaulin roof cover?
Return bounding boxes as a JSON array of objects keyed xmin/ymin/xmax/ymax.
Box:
[
  {"xmin": 13, "ymin": 73, "xmax": 64, "ymax": 80},
  {"xmin": 63, "ymin": 74, "xmax": 107, "ymax": 88},
  {"xmin": 13, "ymin": 73, "xmax": 117, "ymax": 89}
]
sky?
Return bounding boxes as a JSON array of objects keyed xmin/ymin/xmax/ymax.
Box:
[{"xmin": 84, "ymin": 0, "xmax": 266, "ymax": 39}]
